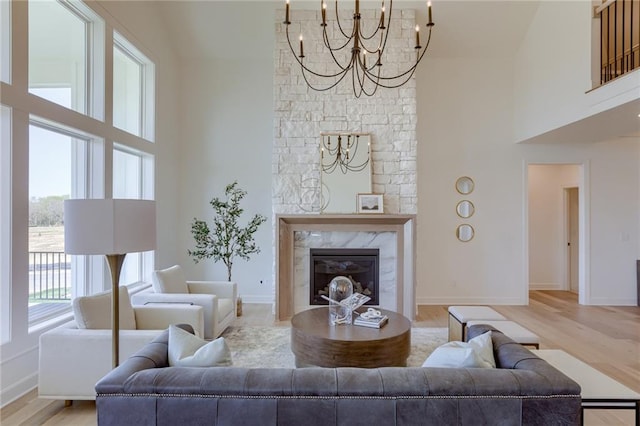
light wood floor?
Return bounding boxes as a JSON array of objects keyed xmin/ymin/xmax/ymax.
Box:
[{"xmin": 2, "ymin": 291, "xmax": 638, "ymax": 425}]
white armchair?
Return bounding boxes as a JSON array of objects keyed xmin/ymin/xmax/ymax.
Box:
[
  {"xmin": 130, "ymin": 265, "xmax": 237, "ymax": 340},
  {"xmin": 38, "ymin": 286, "xmax": 204, "ymax": 401}
]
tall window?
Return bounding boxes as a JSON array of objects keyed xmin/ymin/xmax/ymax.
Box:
[
  {"xmin": 113, "ymin": 146, "xmax": 153, "ymax": 284},
  {"xmin": 113, "ymin": 33, "xmax": 155, "ymax": 140},
  {"xmin": 27, "ymin": 118, "xmax": 96, "ymax": 324},
  {"xmin": 28, "ymin": 0, "xmax": 88, "ymax": 114},
  {"xmin": 1, "ymin": 0, "xmax": 156, "ymax": 344},
  {"xmin": 113, "ymin": 45, "xmax": 142, "ymax": 136}
]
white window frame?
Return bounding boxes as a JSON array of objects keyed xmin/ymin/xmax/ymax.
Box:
[
  {"xmin": 28, "ymin": 115, "xmax": 105, "ymax": 325},
  {"xmin": 113, "ymin": 32, "xmax": 155, "ymax": 142}
]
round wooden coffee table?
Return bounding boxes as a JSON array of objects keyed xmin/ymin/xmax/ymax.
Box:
[{"xmin": 290, "ymin": 307, "xmax": 411, "ymax": 368}]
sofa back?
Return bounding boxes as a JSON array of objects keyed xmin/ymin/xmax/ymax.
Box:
[{"xmin": 96, "ymin": 325, "xmax": 581, "ymax": 425}]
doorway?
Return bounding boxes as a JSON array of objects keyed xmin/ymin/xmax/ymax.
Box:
[{"xmin": 527, "ymin": 164, "xmax": 585, "ymax": 303}]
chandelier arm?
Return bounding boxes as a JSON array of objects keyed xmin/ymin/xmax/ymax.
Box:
[
  {"xmin": 357, "ymin": 66, "xmax": 380, "ymax": 97},
  {"xmin": 322, "ymin": 25, "xmax": 355, "ymax": 52},
  {"xmin": 286, "ymin": 26, "xmax": 352, "ymax": 78},
  {"xmin": 369, "ymin": 27, "xmax": 432, "ymax": 82},
  {"xmin": 301, "ymin": 61, "xmax": 353, "ymax": 92},
  {"xmin": 322, "ymin": 31, "xmax": 358, "ymax": 73},
  {"xmin": 333, "ymin": 0, "xmax": 354, "ymax": 39},
  {"xmin": 354, "ymin": 56, "xmax": 381, "ymax": 98}
]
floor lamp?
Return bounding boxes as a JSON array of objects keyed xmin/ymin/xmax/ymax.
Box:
[{"xmin": 64, "ymin": 199, "xmax": 156, "ymax": 367}]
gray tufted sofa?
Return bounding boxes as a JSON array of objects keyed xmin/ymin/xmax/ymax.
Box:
[{"xmin": 96, "ymin": 324, "xmax": 581, "ymax": 425}]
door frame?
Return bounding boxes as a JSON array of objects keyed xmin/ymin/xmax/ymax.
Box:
[{"xmin": 523, "ymin": 161, "xmax": 591, "ymax": 305}]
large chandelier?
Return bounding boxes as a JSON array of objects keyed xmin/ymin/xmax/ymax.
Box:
[{"xmin": 283, "ymin": 0, "xmax": 435, "ymax": 98}]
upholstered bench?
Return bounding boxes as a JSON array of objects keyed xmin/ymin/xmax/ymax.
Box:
[
  {"xmin": 447, "ymin": 306, "xmax": 506, "ymax": 341},
  {"xmin": 467, "ymin": 320, "xmax": 540, "ymax": 349}
]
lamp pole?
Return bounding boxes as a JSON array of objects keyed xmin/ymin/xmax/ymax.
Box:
[{"xmin": 106, "ymin": 254, "xmax": 126, "ymax": 368}]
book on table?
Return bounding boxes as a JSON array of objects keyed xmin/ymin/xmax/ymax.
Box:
[{"xmin": 353, "ymin": 314, "xmax": 388, "ymax": 328}]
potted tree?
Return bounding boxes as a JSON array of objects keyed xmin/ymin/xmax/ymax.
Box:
[{"xmin": 188, "ymin": 181, "xmax": 267, "ymax": 314}]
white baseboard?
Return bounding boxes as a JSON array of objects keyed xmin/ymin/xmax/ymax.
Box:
[
  {"xmin": 529, "ymin": 282, "xmax": 563, "ymax": 290},
  {"xmin": 416, "ymin": 296, "xmax": 526, "ymax": 305},
  {"xmin": 239, "ymin": 295, "xmax": 274, "ymax": 304},
  {"xmin": 0, "ymin": 373, "xmax": 37, "ymax": 409},
  {"xmin": 585, "ymin": 297, "xmax": 638, "ymax": 306}
]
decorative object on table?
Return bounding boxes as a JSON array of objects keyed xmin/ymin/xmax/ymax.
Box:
[
  {"xmin": 357, "ymin": 193, "xmax": 384, "ymax": 214},
  {"xmin": 353, "ymin": 308, "xmax": 389, "ymax": 328},
  {"xmin": 282, "ymin": 0, "xmax": 436, "ymax": 98},
  {"xmin": 188, "ymin": 181, "xmax": 267, "ymax": 281},
  {"xmin": 328, "ymin": 276, "xmax": 353, "ymax": 325},
  {"xmin": 64, "ymin": 198, "xmax": 156, "ymax": 367}
]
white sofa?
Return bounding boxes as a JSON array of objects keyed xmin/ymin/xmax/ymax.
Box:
[
  {"xmin": 130, "ymin": 265, "xmax": 237, "ymax": 339},
  {"xmin": 38, "ymin": 286, "xmax": 204, "ymax": 401}
]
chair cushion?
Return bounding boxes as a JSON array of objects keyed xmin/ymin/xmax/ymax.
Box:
[
  {"xmin": 152, "ymin": 265, "xmax": 189, "ymax": 294},
  {"xmin": 72, "ymin": 286, "xmax": 136, "ymax": 330},
  {"xmin": 422, "ymin": 330, "xmax": 496, "ymax": 368},
  {"xmin": 168, "ymin": 324, "xmax": 232, "ymax": 367}
]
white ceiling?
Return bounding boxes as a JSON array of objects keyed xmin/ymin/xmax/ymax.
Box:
[{"xmin": 156, "ymin": 1, "xmax": 541, "ymax": 60}]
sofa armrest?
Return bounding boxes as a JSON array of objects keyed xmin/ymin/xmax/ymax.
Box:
[
  {"xmin": 187, "ymin": 281, "xmax": 237, "ymax": 300},
  {"xmin": 134, "ymin": 304, "xmax": 204, "ymax": 338}
]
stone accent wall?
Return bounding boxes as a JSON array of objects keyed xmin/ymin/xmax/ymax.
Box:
[{"xmin": 273, "ymin": 8, "xmax": 419, "ymax": 215}]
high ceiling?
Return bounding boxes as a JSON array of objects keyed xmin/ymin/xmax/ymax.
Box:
[{"xmin": 156, "ymin": 1, "xmax": 541, "ymax": 60}]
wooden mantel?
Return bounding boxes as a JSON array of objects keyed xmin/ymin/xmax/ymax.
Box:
[{"xmin": 276, "ymin": 214, "xmax": 417, "ymax": 321}]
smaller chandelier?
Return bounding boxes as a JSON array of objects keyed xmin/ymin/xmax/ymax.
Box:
[
  {"xmin": 321, "ymin": 134, "xmax": 369, "ymax": 174},
  {"xmin": 283, "ymin": 0, "xmax": 435, "ymax": 98}
]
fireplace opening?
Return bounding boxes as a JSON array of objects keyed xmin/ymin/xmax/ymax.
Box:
[{"xmin": 310, "ymin": 248, "xmax": 379, "ymax": 306}]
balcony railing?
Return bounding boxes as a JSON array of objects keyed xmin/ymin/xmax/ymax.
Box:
[
  {"xmin": 596, "ymin": 0, "xmax": 640, "ymax": 84},
  {"xmin": 29, "ymin": 251, "xmax": 71, "ymax": 301}
]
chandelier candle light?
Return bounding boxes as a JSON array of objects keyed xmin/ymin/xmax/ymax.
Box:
[{"xmin": 284, "ymin": 0, "xmax": 435, "ymax": 97}]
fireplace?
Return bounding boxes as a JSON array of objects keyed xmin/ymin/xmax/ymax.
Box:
[{"xmin": 309, "ymin": 248, "xmax": 379, "ymax": 306}]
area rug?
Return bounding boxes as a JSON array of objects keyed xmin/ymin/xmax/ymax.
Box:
[{"xmin": 219, "ymin": 326, "xmax": 447, "ymax": 368}]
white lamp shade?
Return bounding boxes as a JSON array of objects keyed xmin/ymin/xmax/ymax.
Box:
[{"xmin": 64, "ymin": 199, "xmax": 156, "ymax": 255}]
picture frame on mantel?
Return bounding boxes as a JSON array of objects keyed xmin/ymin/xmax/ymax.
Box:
[{"xmin": 357, "ymin": 193, "xmax": 384, "ymax": 214}]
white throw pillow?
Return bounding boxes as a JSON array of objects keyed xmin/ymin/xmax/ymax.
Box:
[
  {"xmin": 422, "ymin": 331, "xmax": 496, "ymax": 368},
  {"xmin": 153, "ymin": 265, "xmax": 189, "ymax": 294},
  {"xmin": 72, "ymin": 286, "xmax": 136, "ymax": 330},
  {"xmin": 168, "ymin": 324, "xmax": 232, "ymax": 367}
]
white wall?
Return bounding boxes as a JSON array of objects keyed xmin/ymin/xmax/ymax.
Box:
[
  {"xmin": 528, "ymin": 164, "xmax": 579, "ymax": 289},
  {"xmin": 415, "ymin": 52, "xmax": 639, "ymax": 305},
  {"xmin": 513, "ymin": 1, "xmax": 592, "ymax": 142},
  {"xmin": 176, "ymin": 57, "xmax": 274, "ymax": 303}
]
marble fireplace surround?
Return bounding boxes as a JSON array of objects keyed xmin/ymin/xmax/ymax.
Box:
[{"xmin": 276, "ymin": 214, "xmax": 416, "ymax": 321}]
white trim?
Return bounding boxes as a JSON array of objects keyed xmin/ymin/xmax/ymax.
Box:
[
  {"xmin": 416, "ymin": 297, "xmax": 525, "ymax": 305},
  {"xmin": 529, "ymin": 282, "xmax": 563, "ymax": 291},
  {"xmin": 240, "ymin": 295, "xmax": 275, "ymax": 304},
  {"xmin": 0, "ymin": 372, "xmax": 37, "ymax": 409},
  {"xmin": 587, "ymin": 297, "xmax": 638, "ymax": 306}
]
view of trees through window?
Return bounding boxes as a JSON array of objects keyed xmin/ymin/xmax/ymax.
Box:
[{"xmin": 28, "ymin": 121, "xmax": 75, "ymax": 318}]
